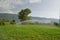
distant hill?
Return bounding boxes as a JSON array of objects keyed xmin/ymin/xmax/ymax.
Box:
[
  {"xmin": 31, "ymin": 17, "xmax": 59, "ymax": 23},
  {"xmin": 0, "ymin": 13, "xmax": 19, "ymax": 22},
  {"xmin": 0, "ymin": 13, "xmax": 59, "ymax": 23}
]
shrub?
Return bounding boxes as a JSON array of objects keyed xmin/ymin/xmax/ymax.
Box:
[
  {"xmin": 0, "ymin": 21, "xmax": 5, "ymax": 25},
  {"xmin": 10, "ymin": 20, "xmax": 16, "ymax": 24},
  {"xmin": 0, "ymin": 19, "xmax": 9, "ymax": 25},
  {"xmin": 54, "ymin": 22, "xmax": 59, "ymax": 26}
]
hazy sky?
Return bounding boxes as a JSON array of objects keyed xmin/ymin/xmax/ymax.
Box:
[{"xmin": 0, "ymin": 0, "xmax": 60, "ymax": 19}]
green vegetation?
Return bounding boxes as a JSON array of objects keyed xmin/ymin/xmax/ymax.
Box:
[
  {"xmin": 0, "ymin": 19, "xmax": 9, "ymax": 25},
  {"xmin": 0, "ymin": 24, "xmax": 60, "ymax": 40},
  {"xmin": 0, "ymin": 6, "xmax": 59, "ymax": 40},
  {"xmin": 53, "ymin": 22, "xmax": 59, "ymax": 27},
  {"xmin": 10, "ymin": 20, "xmax": 16, "ymax": 24},
  {"xmin": 18, "ymin": 8, "xmax": 31, "ymax": 21},
  {"xmin": 0, "ymin": 19, "xmax": 16, "ymax": 25}
]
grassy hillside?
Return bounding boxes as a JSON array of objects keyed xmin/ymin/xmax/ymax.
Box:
[{"xmin": 0, "ymin": 25, "xmax": 60, "ymax": 40}]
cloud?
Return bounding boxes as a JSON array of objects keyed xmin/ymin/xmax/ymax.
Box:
[
  {"xmin": 0, "ymin": 0, "xmax": 42, "ymax": 13},
  {"xmin": 0, "ymin": 0, "xmax": 23, "ymax": 13},
  {"xmin": 4, "ymin": 10, "xmax": 13, "ymax": 14},
  {"xmin": 0, "ymin": 7, "xmax": 13, "ymax": 14},
  {"xmin": 0, "ymin": 0, "xmax": 23, "ymax": 10},
  {"xmin": 28, "ymin": 0, "xmax": 41, "ymax": 3}
]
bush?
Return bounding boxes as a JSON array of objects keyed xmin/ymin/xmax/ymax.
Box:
[
  {"xmin": 0, "ymin": 21, "xmax": 5, "ymax": 25},
  {"xmin": 54, "ymin": 22, "xmax": 59, "ymax": 26},
  {"xmin": 10, "ymin": 20, "xmax": 16, "ymax": 24},
  {"xmin": 0, "ymin": 19, "xmax": 10, "ymax": 25}
]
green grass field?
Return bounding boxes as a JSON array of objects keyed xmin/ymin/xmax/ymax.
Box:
[{"xmin": 0, "ymin": 24, "xmax": 60, "ymax": 40}]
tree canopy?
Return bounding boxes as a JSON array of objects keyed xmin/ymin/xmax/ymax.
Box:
[{"xmin": 18, "ymin": 8, "xmax": 31, "ymax": 21}]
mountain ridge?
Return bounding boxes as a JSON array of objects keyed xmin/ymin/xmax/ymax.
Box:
[{"xmin": 0, "ymin": 13, "xmax": 59, "ymax": 23}]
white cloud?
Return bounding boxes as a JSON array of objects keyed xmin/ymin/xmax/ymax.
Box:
[
  {"xmin": 5, "ymin": 10, "xmax": 13, "ymax": 14},
  {"xmin": 28, "ymin": 0, "xmax": 41, "ymax": 3},
  {"xmin": 0, "ymin": 7, "xmax": 13, "ymax": 13},
  {"xmin": 0, "ymin": 0, "xmax": 23, "ymax": 10},
  {"xmin": 0, "ymin": 0, "xmax": 42, "ymax": 13},
  {"xmin": 0, "ymin": 0, "xmax": 23, "ymax": 13}
]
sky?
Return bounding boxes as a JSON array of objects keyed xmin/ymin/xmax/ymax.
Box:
[{"xmin": 0, "ymin": 0, "xmax": 60, "ymax": 19}]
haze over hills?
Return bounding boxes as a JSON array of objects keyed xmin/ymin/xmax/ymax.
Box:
[{"xmin": 0, "ymin": 13, "xmax": 59, "ymax": 23}]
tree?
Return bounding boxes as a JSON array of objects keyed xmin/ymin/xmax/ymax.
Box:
[{"xmin": 18, "ymin": 8, "xmax": 31, "ymax": 21}]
